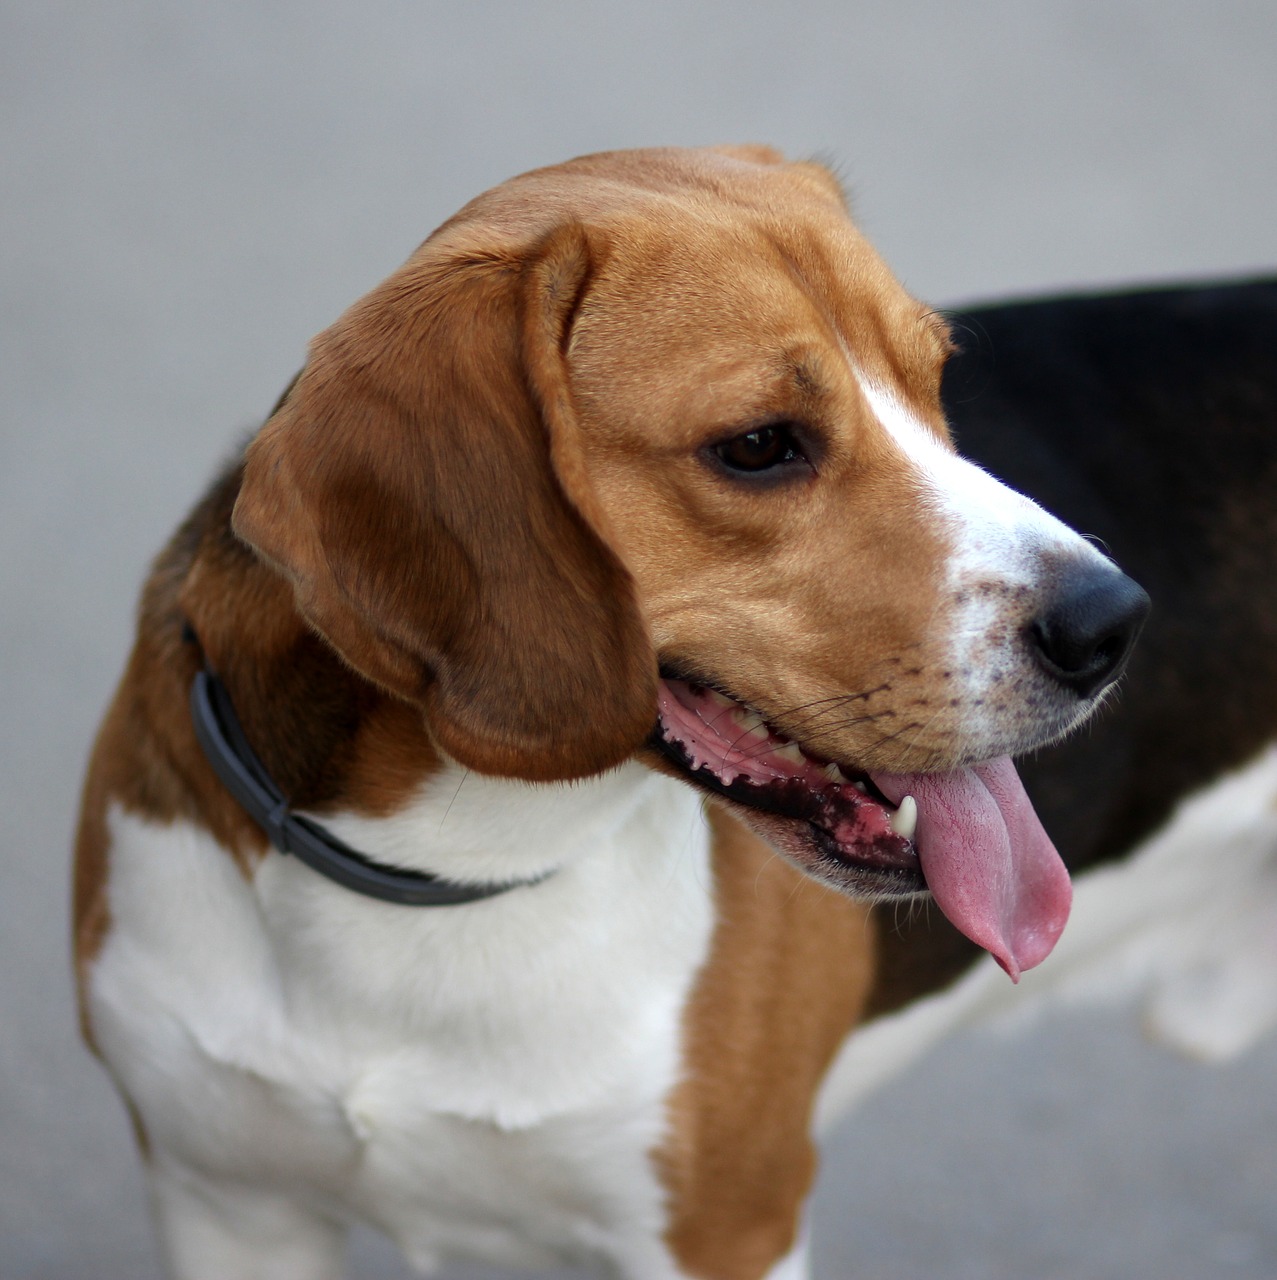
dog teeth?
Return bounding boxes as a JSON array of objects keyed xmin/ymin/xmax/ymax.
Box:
[
  {"xmin": 823, "ymin": 762, "xmax": 847, "ymax": 784},
  {"xmin": 705, "ymin": 688, "xmax": 736, "ymax": 710},
  {"xmin": 854, "ymin": 780, "xmax": 868, "ymax": 794},
  {"xmin": 732, "ymin": 707, "xmax": 768, "ymax": 735},
  {"xmin": 889, "ymin": 795, "xmax": 918, "ymax": 840},
  {"xmin": 773, "ymin": 742, "xmax": 805, "ymax": 765}
]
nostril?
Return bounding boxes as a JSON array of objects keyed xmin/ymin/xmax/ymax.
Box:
[
  {"xmin": 1030, "ymin": 611, "xmax": 1130, "ymax": 675},
  {"xmin": 1030, "ymin": 569, "xmax": 1150, "ymax": 699}
]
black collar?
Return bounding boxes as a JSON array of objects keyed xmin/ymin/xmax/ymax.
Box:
[{"xmin": 188, "ymin": 654, "xmax": 538, "ymax": 907}]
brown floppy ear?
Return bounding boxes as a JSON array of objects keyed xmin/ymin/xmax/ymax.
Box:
[{"xmin": 232, "ymin": 223, "xmax": 657, "ymax": 782}]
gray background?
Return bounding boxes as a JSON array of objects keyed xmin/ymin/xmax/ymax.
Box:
[{"xmin": 4, "ymin": 2, "xmax": 1276, "ymax": 1277}]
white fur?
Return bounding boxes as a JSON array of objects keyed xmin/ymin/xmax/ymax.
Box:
[
  {"xmin": 816, "ymin": 741, "xmax": 1277, "ymax": 1130},
  {"xmin": 88, "ymin": 762, "xmax": 714, "ymax": 1279},
  {"xmin": 857, "ymin": 375, "xmax": 1097, "ymax": 586}
]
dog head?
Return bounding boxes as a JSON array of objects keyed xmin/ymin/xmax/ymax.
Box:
[{"xmin": 234, "ymin": 146, "xmax": 1147, "ymax": 976}]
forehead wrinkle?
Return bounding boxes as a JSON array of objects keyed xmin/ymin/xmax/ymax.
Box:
[
  {"xmin": 573, "ymin": 233, "xmax": 810, "ymax": 372},
  {"xmin": 769, "ymin": 216, "xmax": 946, "ymax": 394},
  {"xmin": 784, "ymin": 349, "xmax": 834, "ymax": 403},
  {"xmin": 762, "ymin": 222, "xmax": 938, "ymax": 424},
  {"xmin": 763, "ymin": 227, "xmax": 870, "ymax": 364}
]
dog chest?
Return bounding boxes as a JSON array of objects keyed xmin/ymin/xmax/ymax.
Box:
[{"xmin": 87, "ymin": 768, "xmax": 715, "ymax": 1268}]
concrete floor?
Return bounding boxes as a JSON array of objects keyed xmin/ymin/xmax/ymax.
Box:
[{"xmin": 3, "ymin": 2, "xmax": 1275, "ymax": 1275}]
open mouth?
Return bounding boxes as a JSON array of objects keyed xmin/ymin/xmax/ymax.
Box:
[
  {"xmin": 650, "ymin": 674, "xmax": 1074, "ymax": 982},
  {"xmin": 650, "ymin": 677, "xmax": 924, "ymax": 895}
]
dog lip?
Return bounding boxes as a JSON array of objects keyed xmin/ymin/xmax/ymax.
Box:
[
  {"xmin": 653, "ymin": 669, "xmax": 870, "ymax": 782},
  {"xmin": 809, "ymin": 824, "xmax": 927, "ymax": 894},
  {"xmin": 645, "ymin": 726, "xmax": 820, "ymax": 822},
  {"xmin": 649, "ymin": 677, "xmax": 923, "ymax": 891}
]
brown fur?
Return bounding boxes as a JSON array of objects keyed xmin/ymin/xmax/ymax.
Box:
[
  {"xmin": 657, "ymin": 806, "xmax": 873, "ymax": 1278},
  {"xmin": 232, "ymin": 224, "xmax": 657, "ymax": 782}
]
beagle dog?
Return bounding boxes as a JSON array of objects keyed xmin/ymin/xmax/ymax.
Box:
[{"xmin": 74, "ymin": 146, "xmax": 1148, "ymax": 1280}]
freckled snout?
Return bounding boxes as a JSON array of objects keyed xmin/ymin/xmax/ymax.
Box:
[{"xmin": 1029, "ymin": 564, "xmax": 1150, "ymax": 699}]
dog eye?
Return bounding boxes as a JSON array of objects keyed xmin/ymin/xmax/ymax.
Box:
[{"xmin": 713, "ymin": 424, "xmax": 807, "ymax": 473}]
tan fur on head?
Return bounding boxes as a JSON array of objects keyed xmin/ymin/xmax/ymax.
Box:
[{"xmin": 236, "ymin": 144, "xmax": 969, "ymax": 781}]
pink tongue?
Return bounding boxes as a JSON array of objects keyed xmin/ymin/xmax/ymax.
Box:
[{"xmin": 870, "ymin": 758, "xmax": 1071, "ymax": 982}]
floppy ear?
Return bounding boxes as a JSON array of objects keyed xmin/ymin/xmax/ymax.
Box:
[{"xmin": 232, "ymin": 223, "xmax": 657, "ymax": 782}]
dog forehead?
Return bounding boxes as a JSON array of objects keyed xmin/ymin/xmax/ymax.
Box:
[
  {"xmin": 569, "ymin": 229, "xmax": 816, "ymax": 387},
  {"xmin": 419, "ymin": 145, "xmax": 934, "ymax": 392},
  {"xmin": 566, "ymin": 226, "xmax": 943, "ymax": 454},
  {"xmin": 583, "ymin": 192, "xmax": 887, "ymax": 313}
]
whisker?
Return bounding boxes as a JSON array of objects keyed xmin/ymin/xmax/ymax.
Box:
[
  {"xmin": 438, "ymin": 769, "xmax": 471, "ymax": 833},
  {"xmin": 775, "ymin": 686, "xmax": 893, "ymax": 740}
]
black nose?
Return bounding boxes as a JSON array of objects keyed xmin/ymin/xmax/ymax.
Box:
[{"xmin": 1030, "ymin": 565, "xmax": 1150, "ymax": 699}]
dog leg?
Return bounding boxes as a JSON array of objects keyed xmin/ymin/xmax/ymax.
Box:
[{"xmin": 147, "ymin": 1157, "xmax": 346, "ymax": 1280}]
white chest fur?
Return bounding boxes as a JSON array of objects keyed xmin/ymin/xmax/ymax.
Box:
[{"xmin": 88, "ymin": 763, "xmax": 715, "ymax": 1276}]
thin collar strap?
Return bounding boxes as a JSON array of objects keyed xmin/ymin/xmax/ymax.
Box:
[{"xmin": 187, "ymin": 647, "xmax": 538, "ymax": 907}]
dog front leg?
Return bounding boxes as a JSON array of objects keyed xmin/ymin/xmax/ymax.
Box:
[{"xmin": 147, "ymin": 1156, "xmax": 346, "ymax": 1280}]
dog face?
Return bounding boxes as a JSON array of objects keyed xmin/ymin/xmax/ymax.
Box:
[
  {"xmin": 567, "ymin": 179, "xmax": 1077, "ymax": 771},
  {"xmin": 233, "ymin": 146, "xmax": 1147, "ymax": 976}
]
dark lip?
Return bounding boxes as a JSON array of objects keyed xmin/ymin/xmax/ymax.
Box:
[
  {"xmin": 647, "ymin": 699, "xmax": 926, "ymax": 896},
  {"xmin": 809, "ymin": 831, "xmax": 928, "ymax": 897}
]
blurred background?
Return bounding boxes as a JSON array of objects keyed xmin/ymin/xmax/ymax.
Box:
[{"xmin": 3, "ymin": 2, "xmax": 1275, "ymax": 1276}]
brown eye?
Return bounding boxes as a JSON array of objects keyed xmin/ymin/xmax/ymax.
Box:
[{"xmin": 714, "ymin": 424, "xmax": 806, "ymax": 473}]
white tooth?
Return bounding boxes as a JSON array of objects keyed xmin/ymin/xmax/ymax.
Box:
[
  {"xmin": 823, "ymin": 762, "xmax": 847, "ymax": 784},
  {"xmin": 773, "ymin": 742, "xmax": 805, "ymax": 765},
  {"xmin": 854, "ymin": 780, "xmax": 868, "ymax": 794},
  {"xmin": 733, "ymin": 707, "xmax": 767, "ymax": 735},
  {"xmin": 890, "ymin": 795, "xmax": 918, "ymax": 840},
  {"xmin": 706, "ymin": 688, "xmax": 735, "ymax": 709}
]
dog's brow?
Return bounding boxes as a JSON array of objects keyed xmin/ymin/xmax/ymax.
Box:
[{"xmin": 788, "ymin": 358, "xmax": 826, "ymax": 398}]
